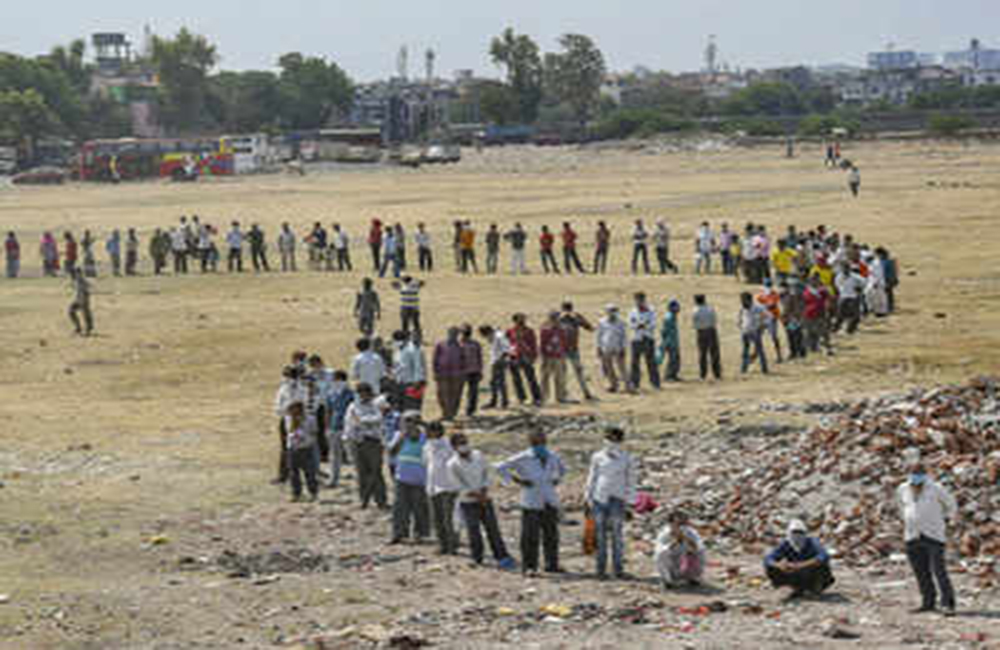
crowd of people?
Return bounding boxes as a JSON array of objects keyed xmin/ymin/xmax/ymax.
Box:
[{"xmin": 273, "ymin": 352, "xmax": 959, "ymax": 613}]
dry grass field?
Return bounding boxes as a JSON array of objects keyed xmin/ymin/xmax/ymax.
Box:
[{"xmin": 1, "ymin": 140, "xmax": 999, "ymax": 648}]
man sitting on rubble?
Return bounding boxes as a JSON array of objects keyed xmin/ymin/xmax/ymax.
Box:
[
  {"xmin": 655, "ymin": 510, "xmax": 706, "ymax": 589},
  {"xmin": 763, "ymin": 519, "xmax": 835, "ymax": 600}
]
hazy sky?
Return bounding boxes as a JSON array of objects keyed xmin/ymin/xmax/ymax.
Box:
[{"xmin": 3, "ymin": 0, "xmax": 998, "ymax": 81}]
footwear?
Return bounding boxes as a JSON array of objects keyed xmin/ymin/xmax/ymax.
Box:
[
  {"xmin": 290, "ymin": 494, "xmax": 302, "ymax": 503},
  {"xmin": 909, "ymin": 606, "xmax": 936, "ymax": 614},
  {"xmin": 498, "ymin": 557, "xmax": 517, "ymax": 571},
  {"xmin": 941, "ymin": 606, "xmax": 956, "ymax": 617},
  {"xmin": 326, "ymin": 481, "xmax": 339, "ymax": 489},
  {"xmin": 388, "ymin": 538, "xmax": 405, "ymax": 545},
  {"xmin": 597, "ymin": 573, "xmax": 609, "ymax": 581}
]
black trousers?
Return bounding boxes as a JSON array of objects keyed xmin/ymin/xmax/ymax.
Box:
[
  {"xmin": 521, "ymin": 506, "xmax": 559, "ymax": 572},
  {"xmin": 663, "ymin": 345, "xmax": 681, "ymax": 381},
  {"xmin": 336, "ymin": 248, "xmax": 352, "ymax": 271},
  {"xmin": 289, "ymin": 446, "xmax": 319, "ymax": 498},
  {"xmin": 697, "ymin": 328, "xmax": 722, "ymax": 379},
  {"xmin": 508, "ymin": 359, "xmax": 542, "ymax": 405},
  {"xmin": 430, "ymin": 491, "xmax": 459, "ymax": 554},
  {"xmin": 125, "ymin": 251, "xmax": 138, "ymax": 275},
  {"xmin": 277, "ymin": 419, "xmax": 289, "ymax": 482},
  {"xmin": 356, "ymin": 438, "xmax": 388, "ymax": 508},
  {"xmin": 393, "ymin": 481, "xmax": 430, "ymax": 540},
  {"xmin": 487, "ymin": 361, "xmax": 509, "ymax": 407},
  {"xmin": 251, "ymin": 246, "xmax": 269, "ymax": 272},
  {"xmin": 401, "ymin": 308, "xmax": 422, "ymax": 341},
  {"xmin": 906, "ymin": 536, "xmax": 955, "ymax": 609},
  {"xmin": 631, "ymin": 245, "xmax": 650, "ymax": 274},
  {"xmin": 630, "ymin": 339, "xmax": 660, "ymax": 389},
  {"xmin": 839, "ymin": 298, "xmax": 861, "ymax": 334},
  {"xmin": 563, "ymin": 248, "xmax": 585, "ymax": 274},
  {"xmin": 540, "ymin": 250, "xmax": 559, "ymax": 274},
  {"xmin": 593, "ymin": 246, "xmax": 608, "ymax": 274},
  {"xmin": 460, "ymin": 249, "xmax": 478, "ymax": 273},
  {"xmin": 766, "ymin": 562, "xmax": 835, "ymax": 594},
  {"xmin": 464, "ymin": 373, "xmax": 481, "ymax": 416},
  {"xmin": 69, "ymin": 301, "xmax": 94, "ymax": 335},
  {"xmin": 462, "ymin": 500, "xmax": 509, "ymax": 564},
  {"xmin": 418, "ymin": 247, "xmax": 433, "ymax": 272},
  {"xmin": 173, "ymin": 251, "xmax": 186, "ymax": 274},
  {"xmin": 315, "ymin": 406, "xmax": 329, "ymax": 462},
  {"xmin": 228, "ymin": 249, "xmax": 242, "ymax": 272},
  {"xmin": 655, "ymin": 246, "xmax": 677, "ymax": 273},
  {"xmin": 370, "ymin": 243, "xmax": 381, "ymax": 271}
]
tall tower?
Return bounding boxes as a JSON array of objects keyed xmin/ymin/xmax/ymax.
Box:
[
  {"xmin": 397, "ymin": 45, "xmax": 409, "ymax": 82},
  {"xmin": 425, "ymin": 48, "xmax": 436, "ymax": 83},
  {"xmin": 704, "ymin": 35, "xmax": 718, "ymax": 77}
]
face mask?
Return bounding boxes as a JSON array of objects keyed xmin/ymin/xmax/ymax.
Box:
[
  {"xmin": 909, "ymin": 472, "xmax": 927, "ymax": 486},
  {"xmin": 605, "ymin": 440, "xmax": 621, "ymax": 453},
  {"xmin": 456, "ymin": 445, "xmax": 471, "ymax": 456},
  {"xmin": 532, "ymin": 444, "xmax": 548, "ymax": 460},
  {"xmin": 790, "ymin": 532, "xmax": 807, "ymax": 548}
]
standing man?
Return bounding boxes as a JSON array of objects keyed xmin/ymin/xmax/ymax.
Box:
[
  {"xmin": 392, "ymin": 276, "xmax": 424, "ymax": 342},
  {"xmin": 539, "ymin": 311, "xmax": 569, "ymax": 404},
  {"xmin": 333, "ymin": 223, "xmax": 352, "ymax": 271},
  {"xmin": 738, "ymin": 292, "xmax": 769, "ymax": 375},
  {"xmin": 460, "ymin": 324, "xmax": 483, "ymax": 417},
  {"xmin": 448, "ymin": 433, "xmax": 516, "ymax": 569},
  {"xmin": 560, "ymin": 301, "xmax": 596, "ymax": 401},
  {"xmin": 695, "ymin": 221, "xmax": 714, "ymax": 275},
  {"xmin": 4, "ymin": 232, "xmax": 20, "ymax": 279},
  {"xmin": 628, "ymin": 292, "xmax": 660, "ymax": 390},
  {"xmin": 107, "ymin": 229, "xmax": 123, "ymax": 277},
  {"xmin": 505, "ymin": 223, "xmax": 528, "ymax": 275},
  {"xmin": 278, "ymin": 222, "xmax": 297, "ymax": 272},
  {"xmin": 459, "ymin": 221, "xmax": 478, "ymax": 274},
  {"xmin": 631, "ymin": 219, "xmax": 650, "ymax": 275},
  {"xmin": 149, "ymin": 229, "xmax": 168, "ymax": 276},
  {"xmin": 593, "ymin": 221, "xmax": 611, "ymax": 274},
  {"xmin": 368, "ymin": 219, "xmax": 383, "ymax": 272},
  {"xmin": 539, "ymin": 226, "xmax": 559, "ymax": 274},
  {"xmin": 654, "ymin": 220, "xmax": 678, "ymax": 274},
  {"xmin": 325, "ymin": 370, "xmax": 354, "ymax": 488},
  {"xmin": 507, "ymin": 313, "xmax": 543, "ymax": 407},
  {"xmin": 497, "ymin": 431, "xmax": 566, "ymax": 577},
  {"xmin": 68, "ymin": 269, "xmax": 94, "ymax": 336},
  {"xmin": 388, "ymin": 412, "xmax": 431, "ymax": 544},
  {"xmin": 169, "ymin": 227, "xmax": 187, "ymax": 275},
  {"xmin": 479, "ymin": 325, "xmax": 510, "ymax": 409},
  {"xmin": 596, "ymin": 305, "xmax": 628, "ymax": 393},
  {"xmin": 379, "ymin": 225, "xmax": 399, "ymax": 278},
  {"xmin": 693, "ymin": 294, "xmax": 722, "ymax": 380},
  {"xmin": 344, "ymin": 382, "xmax": 389, "ymax": 509},
  {"xmin": 63, "ymin": 232, "xmax": 79, "ymax": 277},
  {"xmin": 561, "ymin": 222, "xmax": 586, "ymax": 274},
  {"xmin": 423, "ymin": 421, "xmax": 459, "ymax": 555},
  {"xmin": 718, "ymin": 222, "xmax": 734, "ymax": 275},
  {"xmin": 393, "ymin": 330, "xmax": 427, "ymax": 413},
  {"xmin": 350, "ymin": 338, "xmax": 386, "ymax": 394},
  {"xmin": 659, "ymin": 300, "xmax": 682, "ymax": 382},
  {"xmin": 835, "ymin": 263, "xmax": 865, "ymax": 334},
  {"xmin": 847, "ymin": 164, "xmax": 861, "ymax": 197},
  {"xmin": 585, "ymin": 426, "xmax": 637, "ymax": 580},
  {"xmin": 432, "ymin": 327, "xmax": 466, "ymax": 421},
  {"xmin": 122, "ymin": 229, "xmax": 138, "ymax": 276},
  {"xmin": 226, "ymin": 221, "xmax": 244, "ymax": 273},
  {"xmin": 485, "ymin": 223, "xmax": 501, "ymax": 274},
  {"xmin": 354, "ymin": 278, "xmax": 381, "ymax": 337},
  {"xmin": 756, "ymin": 279, "xmax": 784, "ymax": 364},
  {"xmin": 898, "ymin": 460, "xmax": 958, "ymax": 616},
  {"xmin": 248, "ymin": 223, "xmax": 270, "ymax": 272},
  {"xmin": 415, "ymin": 222, "xmax": 433, "ymax": 272},
  {"xmin": 307, "ymin": 222, "xmax": 327, "ymax": 271}
]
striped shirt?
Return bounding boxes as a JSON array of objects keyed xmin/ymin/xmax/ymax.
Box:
[{"xmin": 398, "ymin": 281, "xmax": 422, "ymax": 309}]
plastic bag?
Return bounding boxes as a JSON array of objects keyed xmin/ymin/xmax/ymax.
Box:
[{"xmin": 582, "ymin": 515, "xmax": 597, "ymax": 556}]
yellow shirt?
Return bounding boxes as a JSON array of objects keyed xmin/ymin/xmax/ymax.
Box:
[
  {"xmin": 772, "ymin": 248, "xmax": 798, "ymax": 275},
  {"xmin": 809, "ymin": 265, "xmax": 834, "ymax": 291}
]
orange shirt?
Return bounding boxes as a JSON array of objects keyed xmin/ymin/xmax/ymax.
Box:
[
  {"xmin": 459, "ymin": 229, "xmax": 475, "ymax": 250},
  {"xmin": 756, "ymin": 289, "xmax": 781, "ymax": 319}
]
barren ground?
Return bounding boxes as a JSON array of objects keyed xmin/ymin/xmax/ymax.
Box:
[{"xmin": 1, "ymin": 140, "xmax": 999, "ymax": 649}]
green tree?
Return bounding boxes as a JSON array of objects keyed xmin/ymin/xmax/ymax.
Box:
[
  {"xmin": 722, "ymin": 82, "xmax": 806, "ymax": 116},
  {"xmin": 0, "ymin": 89, "xmax": 58, "ymax": 148},
  {"xmin": 208, "ymin": 70, "xmax": 281, "ymax": 132},
  {"xmin": 276, "ymin": 53, "xmax": 353, "ymax": 130},
  {"xmin": 0, "ymin": 53, "xmax": 82, "ymax": 136},
  {"xmin": 44, "ymin": 40, "xmax": 90, "ymax": 94},
  {"xmin": 489, "ymin": 28, "xmax": 543, "ymax": 124},
  {"xmin": 150, "ymin": 28, "xmax": 219, "ymax": 133},
  {"xmin": 544, "ymin": 34, "xmax": 606, "ymax": 132}
]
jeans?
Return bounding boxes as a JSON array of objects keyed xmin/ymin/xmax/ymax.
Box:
[
  {"xmin": 393, "ymin": 481, "xmax": 430, "ymax": 540},
  {"xmin": 418, "ymin": 247, "xmax": 433, "ymax": 272},
  {"xmin": 251, "ymin": 246, "xmax": 270, "ymax": 272},
  {"xmin": 379, "ymin": 252, "xmax": 401, "ymax": 278},
  {"xmin": 5, "ymin": 257, "xmax": 18, "ymax": 278},
  {"xmin": 464, "ymin": 373, "xmax": 482, "ymax": 416},
  {"xmin": 430, "ymin": 491, "xmax": 459, "ymax": 554},
  {"xmin": 227, "ymin": 249, "xmax": 242, "ymax": 272},
  {"xmin": 593, "ymin": 246, "xmax": 608, "ymax": 274},
  {"xmin": 662, "ymin": 345, "xmax": 681, "ymax": 381},
  {"xmin": 655, "ymin": 246, "xmax": 677, "ymax": 273},
  {"xmin": 289, "ymin": 446, "xmax": 319, "ymax": 498},
  {"xmin": 839, "ymin": 298, "xmax": 861, "ymax": 334},
  {"xmin": 521, "ymin": 506, "xmax": 559, "ymax": 572},
  {"xmin": 593, "ymin": 498, "xmax": 625, "ymax": 576},
  {"xmin": 563, "ymin": 247, "xmax": 585, "ymax": 274},
  {"xmin": 630, "ymin": 339, "xmax": 660, "ymax": 389},
  {"xmin": 461, "ymin": 500, "xmax": 510, "ymax": 564},
  {"xmin": 508, "ymin": 359, "xmax": 542, "ymax": 405},
  {"xmin": 540, "ymin": 249, "xmax": 559, "ymax": 274},
  {"xmin": 336, "ymin": 248, "xmax": 352, "ymax": 271},
  {"xmin": 741, "ymin": 331, "xmax": 768, "ymax": 374},
  {"xmin": 487, "ymin": 361, "xmax": 509, "ymax": 407},
  {"xmin": 631, "ymin": 245, "xmax": 650, "ymax": 274},
  {"xmin": 510, "ymin": 248, "xmax": 527, "ymax": 275},
  {"xmin": 565, "ymin": 350, "xmax": 593, "ymax": 399},
  {"xmin": 486, "ymin": 248, "xmax": 499, "ymax": 274},
  {"xmin": 697, "ymin": 328, "xmax": 722, "ymax": 379},
  {"xmin": 906, "ymin": 535, "xmax": 955, "ymax": 609},
  {"xmin": 69, "ymin": 300, "xmax": 94, "ymax": 335}
]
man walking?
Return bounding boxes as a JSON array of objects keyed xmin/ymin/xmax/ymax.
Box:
[
  {"xmin": 68, "ymin": 269, "xmax": 94, "ymax": 336},
  {"xmin": 629, "ymin": 292, "xmax": 660, "ymax": 390},
  {"xmin": 898, "ymin": 460, "xmax": 958, "ymax": 616},
  {"xmin": 497, "ymin": 431, "xmax": 566, "ymax": 576}
]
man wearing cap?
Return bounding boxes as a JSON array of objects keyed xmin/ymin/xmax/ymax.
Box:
[
  {"xmin": 585, "ymin": 427, "xmax": 637, "ymax": 579},
  {"xmin": 764, "ymin": 519, "xmax": 835, "ymax": 599},
  {"xmin": 388, "ymin": 412, "xmax": 430, "ymax": 544},
  {"xmin": 497, "ymin": 431, "xmax": 566, "ymax": 576},
  {"xmin": 898, "ymin": 461, "xmax": 958, "ymax": 616},
  {"xmin": 596, "ymin": 304, "xmax": 628, "ymax": 392}
]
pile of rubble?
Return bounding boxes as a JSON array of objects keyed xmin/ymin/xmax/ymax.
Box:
[{"xmin": 655, "ymin": 377, "xmax": 1000, "ymax": 582}]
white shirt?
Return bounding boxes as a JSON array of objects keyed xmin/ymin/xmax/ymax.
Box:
[
  {"xmin": 629, "ymin": 307, "xmax": 657, "ymax": 342},
  {"xmin": 697, "ymin": 226, "xmax": 714, "ymax": 253},
  {"xmin": 448, "ymin": 451, "xmax": 493, "ymax": 503},
  {"xmin": 596, "ymin": 316, "xmax": 627, "ymax": 353},
  {"xmin": 350, "ymin": 351, "xmax": 386, "ymax": 391},
  {"xmin": 334, "ymin": 230, "xmax": 349, "ymax": 250},
  {"xmin": 343, "ymin": 397, "xmax": 386, "ymax": 442},
  {"xmin": 488, "ymin": 331, "xmax": 511, "ymax": 366},
  {"xmin": 274, "ymin": 379, "xmax": 308, "ymax": 417},
  {"xmin": 496, "ymin": 449, "xmax": 566, "ymax": 510},
  {"xmin": 654, "ymin": 225, "xmax": 670, "ymax": 248},
  {"xmin": 226, "ymin": 229, "xmax": 243, "ymax": 250},
  {"xmin": 836, "ymin": 271, "xmax": 865, "ymax": 300},
  {"xmin": 423, "ymin": 438, "xmax": 459, "ymax": 495},
  {"xmin": 585, "ymin": 444, "xmax": 637, "ymax": 506},
  {"xmin": 415, "ymin": 231, "xmax": 431, "ymax": 249},
  {"xmin": 278, "ymin": 230, "xmax": 296, "ymax": 252},
  {"xmin": 897, "ymin": 479, "xmax": 957, "ymax": 543},
  {"xmin": 393, "ymin": 342, "xmax": 426, "ymax": 384},
  {"xmin": 170, "ymin": 229, "xmax": 187, "ymax": 252}
]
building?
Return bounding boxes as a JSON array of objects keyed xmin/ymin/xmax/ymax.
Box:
[
  {"xmin": 88, "ymin": 32, "xmax": 160, "ymax": 137},
  {"xmin": 839, "ymin": 66, "xmax": 961, "ymax": 106},
  {"xmin": 867, "ymin": 50, "xmax": 920, "ymax": 71},
  {"xmin": 943, "ymin": 39, "xmax": 1000, "ymax": 72}
]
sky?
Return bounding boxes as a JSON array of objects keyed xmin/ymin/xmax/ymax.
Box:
[{"xmin": 3, "ymin": 0, "xmax": 999, "ymax": 81}]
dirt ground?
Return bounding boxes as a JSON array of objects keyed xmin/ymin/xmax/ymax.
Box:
[{"xmin": 1, "ymin": 140, "xmax": 1000, "ymax": 649}]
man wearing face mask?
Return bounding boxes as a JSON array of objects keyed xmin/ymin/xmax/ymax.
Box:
[
  {"xmin": 763, "ymin": 519, "xmax": 835, "ymax": 600},
  {"xmin": 496, "ymin": 431, "xmax": 566, "ymax": 577},
  {"xmin": 897, "ymin": 461, "xmax": 958, "ymax": 616},
  {"xmin": 584, "ymin": 427, "xmax": 637, "ymax": 580}
]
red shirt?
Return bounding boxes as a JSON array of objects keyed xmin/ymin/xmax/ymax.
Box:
[
  {"xmin": 506, "ymin": 325, "xmax": 538, "ymax": 363},
  {"xmin": 540, "ymin": 232, "xmax": 554, "ymax": 251},
  {"xmin": 65, "ymin": 240, "xmax": 78, "ymax": 263},
  {"xmin": 803, "ymin": 286, "xmax": 828, "ymax": 320},
  {"xmin": 539, "ymin": 325, "xmax": 568, "ymax": 359},
  {"xmin": 368, "ymin": 223, "xmax": 382, "ymax": 245},
  {"xmin": 561, "ymin": 229, "xmax": 577, "ymax": 249}
]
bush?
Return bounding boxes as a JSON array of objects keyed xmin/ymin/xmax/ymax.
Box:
[
  {"xmin": 593, "ymin": 108, "xmax": 696, "ymax": 140},
  {"xmin": 927, "ymin": 113, "xmax": 977, "ymax": 136},
  {"xmin": 718, "ymin": 117, "xmax": 786, "ymax": 137},
  {"xmin": 797, "ymin": 113, "xmax": 861, "ymax": 137}
]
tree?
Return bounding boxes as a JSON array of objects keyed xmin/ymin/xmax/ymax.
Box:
[
  {"xmin": 489, "ymin": 28, "xmax": 543, "ymax": 124},
  {"xmin": 44, "ymin": 40, "xmax": 90, "ymax": 94},
  {"xmin": 477, "ymin": 80, "xmax": 519, "ymax": 125},
  {"xmin": 0, "ymin": 53, "xmax": 83, "ymax": 136},
  {"xmin": 722, "ymin": 82, "xmax": 806, "ymax": 117},
  {"xmin": 150, "ymin": 28, "xmax": 219, "ymax": 133},
  {"xmin": 544, "ymin": 34, "xmax": 606, "ymax": 132},
  {"xmin": 0, "ymin": 89, "xmax": 58, "ymax": 148},
  {"xmin": 276, "ymin": 53, "xmax": 353, "ymax": 130},
  {"xmin": 208, "ymin": 70, "xmax": 281, "ymax": 132}
]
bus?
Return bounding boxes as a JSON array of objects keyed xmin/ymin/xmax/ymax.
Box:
[{"xmin": 78, "ymin": 138, "xmax": 234, "ymax": 182}]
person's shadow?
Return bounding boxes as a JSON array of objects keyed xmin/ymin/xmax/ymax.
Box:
[{"xmin": 954, "ymin": 610, "xmax": 1000, "ymax": 619}]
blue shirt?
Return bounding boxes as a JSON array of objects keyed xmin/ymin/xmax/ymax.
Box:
[
  {"xmin": 764, "ymin": 537, "xmax": 830, "ymax": 567},
  {"xmin": 392, "ymin": 433, "xmax": 427, "ymax": 486},
  {"xmin": 496, "ymin": 448, "xmax": 566, "ymax": 510},
  {"xmin": 326, "ymin": 387, "xmax": 355, "ymax": 433}
]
